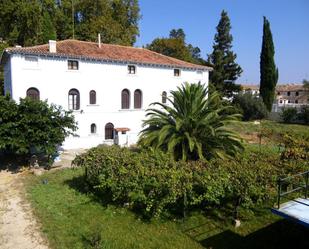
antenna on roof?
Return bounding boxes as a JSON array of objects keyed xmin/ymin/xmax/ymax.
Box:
[
  {"xmin": 72, "ymin": 0, "xmax": 75, "ymax": 39},
  {"xmin": 98, "ymin": 33, "xmax": 101, "ymax": 48}
]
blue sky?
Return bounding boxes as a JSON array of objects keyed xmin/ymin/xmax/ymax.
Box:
[{"xmin": 136, "ymin": 0, "xmax": 309, "ymax": 84}]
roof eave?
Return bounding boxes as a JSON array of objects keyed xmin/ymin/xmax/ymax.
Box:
[{"xmin": 8, "ymin": 49, "xmax": 212, "ymax": 71}]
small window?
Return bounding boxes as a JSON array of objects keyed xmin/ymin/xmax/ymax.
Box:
[
  {"xmin": 134, "ymin": 89, "xmax": 142, "ymax": 109},
  {"xmin": 162, "ymin": 91, "xmax": 167, "ymax": 103},
  {"xmin": 288, "ymin": 100, "xmax": 291, "ymax": 103},
  {"xmin": 91, "ymin": 124, "xmax": 97, "ymax": 134},
  {"xmin": 68, "ymin": 88, "xmax": 80, "ymax": 110},
  {"xmin": 121, "ymin": 89, "xmax": 130, "ymax": 109},
  {"xmin": 128, "ymin": 65, "xmax": 136, "ymax": 74},
  {"xmin": 296, "ymin": 91, "xmax": 299, "ymax": 96},
  {"xmin": 295, "ymin": 100, "xmax": 298, "ymax": 104},
  {"xmin": 68, "ymin": 60, "xmax": 79, "ymax": 70},
  {"xmin": 174, "ymin": 69, "xmax": 180, "ymax": 77},
  {"xmin": 26, "ymin": 87, "xmax": 40, "ymax": 100},
  {"xmin": 279, "ymin": 99, "xmax": 283, "ymax": 104},
  {"xmin": 89, "ymin": 90, "xmax": 96, "ymax": 105},
  {"xmin": 287, "ymin": 91, "xmax": 290, "ymax": 96},
  {"xmin": 105, "ymin": 123, "xmax": 114, "ymax": 139},
  {"xmin": 277, "ymin": 92, "xmax": 280, "ymax": 95}
]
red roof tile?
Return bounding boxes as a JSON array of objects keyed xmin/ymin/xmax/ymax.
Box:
[{"xmin": 5, "ymin": 39, "xmax": 211, "ymax": 71}]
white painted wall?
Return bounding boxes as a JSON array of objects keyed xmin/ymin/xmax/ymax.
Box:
[{"xmin": 6, "ymin": 53, "xmax": 209, "ymax": 149}]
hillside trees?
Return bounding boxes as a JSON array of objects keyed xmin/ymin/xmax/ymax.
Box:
[
  {"xmin": 147, "ymin": 29, "xmax": 208, "ymax": 65},
  {"xmin": 259, "ymin": 17, "xmax": 278, "ymax": 111},
  {"xmin": 0, "ymin": 0, "xmax": 141, "ymax": 46},
  {"xmin": 208, "ymin": 10, "xmax": 242, "ymax": 97}
]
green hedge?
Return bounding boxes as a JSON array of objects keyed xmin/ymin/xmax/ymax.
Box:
[{"xmin": 72, "ymin": 145, "xmax": 285, "ymax": 219}]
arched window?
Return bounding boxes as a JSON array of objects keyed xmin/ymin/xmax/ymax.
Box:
[
  {"xmin": 162, "ymin": 91, "xmax": 167, "ymax": 104},
  {"xmin": 105, "ymin": 123, "xmax": 114, "ymax": 139},
  {"xmin": 89, "ymin": 90, "xmax": 96, "ymax": 105},
  {"xmin": 26, "ymin": 87, "xmax": 40, "ymax": 100},
  {"xmin": 121, "ymin": 89, "xmax": 130, "ymax": 109},
  {"xmin": 68, "ymin": 89, "xmax": 80, "ymax": 110},
  {"xmin": 90, "ymin": 123, "xmax": 97, "ymax": 134},
  {"xmin": 134, "ymin": 89, "xmax": 142, "ymax": 109}
]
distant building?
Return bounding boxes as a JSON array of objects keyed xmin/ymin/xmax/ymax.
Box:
[{"xmin": 240, "ymin": 84, "xmax": 308, "ymax": 112}]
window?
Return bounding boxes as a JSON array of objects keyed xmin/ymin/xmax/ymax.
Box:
[
  {"xmin": 296, "ymin": 91, "xmax": 299, "ymax": 96},
  {"xmin": 68, "ymin": 60, "xmax": 79, "ymax": 70},
  {"xmin": 89, "ymin": 90, "xmax": 96, "ymax": 105},
  {"xmin": 277, "ymin": 92, "xmax": 280, "ymax": 95},
  {"xmin": 295, "ymin": 100, "xmax": 298, "ymax": 104},
  {"xmin": 162, "ymin": 91, "xmax": 167, "ymax": 103},
  {"xmin": 26, "ymin": 87, "xmax": 40, "ymax": 100},
  {"xmin": 287, "ymin": 91, "xmax": 290, "ymax": 96},
  {"xmin": 105, "ymin": 123, "xmax": 114, "ymax": 139},
  {"xmin": 128, "ymin": 65, "xmax": 136, "ymax": 74},
  {"xmin": 121, "ymin": 89, "xmax": 130, "ymax": 109},
  {"xmin": 134, "ymin": 89, "xmax": 142, "ymax": 109},
  {"xmin": 90, "ymin": 124, "xmax": 97, "ymax": 134},
  {"xmin": 68, "ymin": 89, "xmax": 80, "ymax": 110},
  {"xmin": 279, "ymin": 99, "xmax": 283, "ymax": 104},
  {"xmin": 174, "ymin": 69, "xmax": 180, "ymax": 77},
  {"xmin": 288, "ymin": 100, "xmax": 291, "ymax": 103}
]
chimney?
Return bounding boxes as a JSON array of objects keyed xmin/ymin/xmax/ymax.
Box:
[
  {"xmin": 98, "ymin": 33, "xmax": 101, "ymax": 48},
  {"xmin": 49, "ymin": 40, "xmax": 56, "ymax": 53}
]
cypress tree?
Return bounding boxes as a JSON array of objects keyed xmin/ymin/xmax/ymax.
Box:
[
  {"xmin": 259, "ymin": 16, "xmax": 278, "ymax": 111},
  {"xmin": 208, "ymin": 10, "xmax": 242, "ymax": 97}
]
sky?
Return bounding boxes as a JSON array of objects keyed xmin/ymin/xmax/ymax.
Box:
[{"xmin": 136, "ymin": 0, "xmax": 309, "ymax": 84}]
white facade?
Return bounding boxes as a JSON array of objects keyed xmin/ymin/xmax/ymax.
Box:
[{"xmin": 3, "ymin": 48, "xmax": 209, "ymax": 149}]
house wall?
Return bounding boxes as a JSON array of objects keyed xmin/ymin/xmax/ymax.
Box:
[{"xmin": 8, "ymin": 54, "xmax": 209, "ymax": 149}]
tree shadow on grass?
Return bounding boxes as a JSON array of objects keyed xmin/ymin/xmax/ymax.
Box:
[
  {"xmin": 64, "ymin": 175, "xmax": 113, "ymax": 207},
  {"xmin": 193, "ymin": 219, "xmax": 309, "ymax": 249}
]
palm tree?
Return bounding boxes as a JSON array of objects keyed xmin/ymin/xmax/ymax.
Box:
[{"xmin": 139, "ymin": 82, "xmax": 244, "ymax": 161}]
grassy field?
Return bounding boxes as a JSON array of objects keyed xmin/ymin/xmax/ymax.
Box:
[
  {"xmin": 26, "ymin": 167, "xmax": 309, "ymax": 249},
  {"xmin": 228, "ymin": 120, "xmax": 309, "ymax": 145}
]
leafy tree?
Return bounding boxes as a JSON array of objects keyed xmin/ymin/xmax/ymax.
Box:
[
  {"xmin": 208, "ymin": 10, "xmax": 242, "ymax": 97},
  {"xmin": 0, "ymin": 0, "xmax": 141, "ymax": 46},
  {"xmin": 139, "ymin": 83, "xmax": 244, "ymax": 161},
  {"xmin": 147, "ymin": 29, "xmax": 208, "ymax": 65},
  {"xmin": 259, "ymin": 17, "xmax": 279, "ymax": 111},
  {"xmin": 0, "ymin": 95, "xmax": 77, "ymax": 163},
  {"xmin": 281, "ymin": 107, "xmax": 297, "ymax": 123},
  {"xmin": 233, "ymin": 93, "xmax": 268, "ymax": 121},
  {"xmin": 303, "ymin": 79, "xmax": 309, "ymax": 90},
  {"xmin": 0, "ymin": 42, "xmax": 9, "ymax": 95},
  {"xmin": 41, "ymin": 11, "xmax": 57, "ymax": 43}
]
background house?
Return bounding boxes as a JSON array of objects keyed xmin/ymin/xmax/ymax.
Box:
[{"xmin": 1, "ymin": 40, "xmax": 211, "ymax": 149}]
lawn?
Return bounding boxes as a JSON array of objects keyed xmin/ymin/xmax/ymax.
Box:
[
  {"xmin": 228, "ymin": 120, "xmax": 309, "ymax": 145},
  {"xmin": 26, "ymin": 166, "xmax": 309, "ymax": 249}
]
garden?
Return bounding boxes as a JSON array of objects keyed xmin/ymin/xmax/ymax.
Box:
[{"xmin": 22, "ymin": 84, "xmax": 309, "ymax": 249}]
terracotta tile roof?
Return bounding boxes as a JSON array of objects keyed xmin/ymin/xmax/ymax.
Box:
[
  {"xmin": 4, "ymin": 39, "xmax": 211, "ymax": 71},
  {"xmin": 276, "ymin": 84, "xmax": 305, "ymax": 92},
  {"xmin": 115, "ymin": 127, "xmax": 130, "ymax": 132},
  {"xmin": 241, "ymin": 85, "xmax": 260, "ymax": 90}
]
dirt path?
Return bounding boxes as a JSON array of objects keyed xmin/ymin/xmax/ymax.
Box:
[{"xmin": 0, "ymin": 170, "xmax": 49, "ymax": 249}]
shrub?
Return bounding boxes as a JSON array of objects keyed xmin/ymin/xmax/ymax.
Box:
[
  {"xmin": 232, "ymin": 93, "xmax": 268, "ymax": 121},
  {"xmin": 298, "ymin": 106, "xmax": 309, "ymax": 124},
  {"xmin": 0, "ymin": 95, "xmax": 77, "ymax": 164},
  {"xmin": 73, "ymin": 145, "xmax": 280, "ymax": 219},
  {"xmin": 280, "ymin": 107, "xmax": 298, "ymax": 123}
]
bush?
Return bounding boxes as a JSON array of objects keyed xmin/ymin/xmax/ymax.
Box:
[
  {"xmin": 233, "ymin": 93, "xmax": 268, "ymax": 121},
  {"xmin": 73, "ymin": 145, "xmax": 279, "ymax": 219},
  {"xmin": 281, "ymin": 107, "xmax": 298, "ymax": 123},
  {"xmin": 298, "ymin": 106, "xmax": 309, "ymax": 124},
  {"xmin": 0, "ymin": 95, "xmax": 77, "ymax": 164}
]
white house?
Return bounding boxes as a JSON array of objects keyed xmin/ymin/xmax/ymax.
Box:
[{"xmin": 1, "ymin": 39, "xmax": 211, "ymax": 149}]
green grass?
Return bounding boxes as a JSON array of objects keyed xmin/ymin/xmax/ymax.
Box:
[
  {"xmin": 26, "ymin": 168, "xmax": 309, "ymax": 249},
  {"xmin": 228, "ymin": 120, "xmax": 309, "ymax": 145}
]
